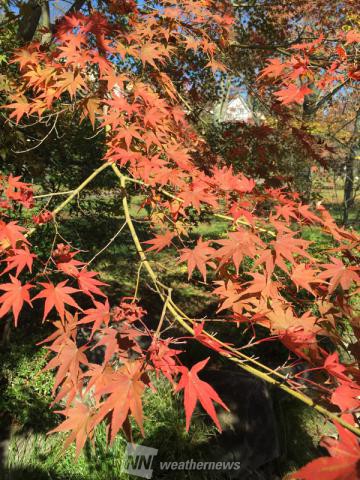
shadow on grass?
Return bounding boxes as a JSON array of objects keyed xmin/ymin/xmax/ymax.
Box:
[{"xmin": 1, "ymin": 466, "xmax": 83, "ymax": 480}]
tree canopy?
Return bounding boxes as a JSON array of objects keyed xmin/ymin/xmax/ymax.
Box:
[{"xmin": 0, "ymin": 1, "xmax": 359, "ymax": 478}]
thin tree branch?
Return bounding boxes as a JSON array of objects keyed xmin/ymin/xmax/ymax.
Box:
[
  {"xmin": 34, "ymin": 190, "xmax": 76, "ymax": 199},
  {"xmin": 25, "ymin": 161, "xmax": 111, "ymax": 239},
  {"xmin": 310, "ymin": 80, "xmax": 350, "ymax": 115},
  {"xmin": 12, "ymin": 114, "xmax": 59, "ymax": 153},
  {"xmin": 84, "ymin": 220, "xmax": 127, "ymax": 268}
]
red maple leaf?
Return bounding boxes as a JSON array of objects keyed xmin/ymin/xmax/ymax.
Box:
[
  {"xmin": 267, "ymin": 304, "xmax": 321, "ymax": 360},
  {"xmin": 76, "ymin": 269, "xmax": 108, "ymax": 298},
  {"xmin": 116, "ymin": 124, "xmax": 143, "ymax": 149},
  {"xmin": 274, "ymin": 84, "xmax": 313, "ymax": 105},
  {"xmin": 175, "ymin": 357, "xmax": 228, "ymax": 431},
  {"xmin": 292, "ymin": 423, "xmax": 360, "ymax": 480},
  {"xmin": 297, "ymin": 204, "xmax": 323, "ymax": 224},
  {"xmin": 258, "ymin": 58, "xmax": 287, "ymax": 79},
  {"xmin": 324, "ymin": 352, "xmax": 349, "ymax": 382},
  {"xmin": 5, "ymin": 174, "xmax": 33, "ymax": 206},
  {"xmin": 0, "ymin": 275, "xmax": 33, "ymax": 326},
  {"xmin": 166, "ymin": 145, "xmax": 193, "ymax": 171},
  {"xmin": 193, "ymin": 321, "xmax": 230, "ymax": 353},
  {"xmin": 331, "ymin": 381, "xmax": 360, "ymax": 411},
  {"xmin": 143, "ymin": 106, "xmax": 167, "ymax": 128},
  {"xmin": 0, "ymin": 221, "xmax": 28, "ymax": 250},
  {"xmin": 93, "ymin": 327, "xmax": 121, "ymax": 364},
  {"xmin": 179, "ymin": 182, "xmax": 218, "ymax": 212},
  {"xmin": 211, "ymin": 166, "xmax": 255, "ymax": 194},
  {"xmin": 256, "ymin": 233, "xmax": 312, "ymax": 276},
  {"xmin": 2, "ymin": 246, "xmax": 36, "ymax": 277},
  {"xmin": 148, "ymin": 338, "xmax": 182, "ymax": 382},
  {"xmin": 34, "ymin": 280, "xmax": 80, "ymax": 320},
  {"xmin": 53, "ymin": 243, "xmax": 84, "ymax": 275},
  {"xmin": 33, "ymin": 210, "xmax": 53, "ymax": 225},
  {"xmin": 78, "ymin": 299, "xmax": 111, "ymax": 338},
  {"xmin": 58, "ymin": 258, "xmax": 84, "ymax": 276},
  {"xmin": 39, "ymin": 311, "xmax": 79, "ymax": 346},
  {"xmin": 291, "ymin": 34, "xmax": 324, "ymax": 52}
]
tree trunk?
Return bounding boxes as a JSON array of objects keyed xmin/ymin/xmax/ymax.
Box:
[
  {"xmin": 301, "ymin": 89, "xmax": 318, "ymax": 203},
  {"xmin": 18, "ymin": 0, "xmax": 42, "ymax": 42},
  {"xmin": 0, "ymin": 316, "xmax": 12, "ymax": 477},
  {"xmin": 342, "ymin": 111, "xmax": 359, "ymax": 226}
]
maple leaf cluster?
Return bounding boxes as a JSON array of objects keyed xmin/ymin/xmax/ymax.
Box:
[
  {"xmin": 0, "ymin": 183, "xmax": 230, "ymax": 452},
  {"xmin": 259, "ymin": 29, "xmax": 360, "ymax": 105},
  {"xmin": 0, "ymin": 174, "xmax": 33, "ymax": 210},
  {"xmin": 1, "ymin": 2, "xmax": 360, "ymax": 476}
]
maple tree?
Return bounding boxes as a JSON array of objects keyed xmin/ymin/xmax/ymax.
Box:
[
  {"xmin": 200, "ymin": 0, "xmax": 359, "ymax": 209},
  {"xmin": 0, "ymin": 0, "xmax": 359, "ymax": 477}
]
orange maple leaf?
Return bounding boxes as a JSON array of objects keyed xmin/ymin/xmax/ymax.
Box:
[
  {"xmin": 0, "ymin": 221, "xmax": 28, "ymax": 251},
  {"xmin": 0, "ymin": 276, "xmax": 33, "ymax": 326},
  {"xmin": 49, "ymin": 401, "xmax": 95, "ymax": 457},
  {"xmin": 345, "ymin": 29, "xmax": 360, "ymax": 45},
  {"xmin": 34, "ymin": 280, "xmax": 80, "ymax": 320},
  {"xmin": 78, "ymin": 299, "xmax": 111, "ymax": 338},
  {"xmin": 319, "ymin": 257, "xmax": 360, "ymax": 293},
  {"xmin": 57, "ymin": 70, "xmax": 87, "ymax": 97},
  {"xmin": 144, "ymin": 231, "xmax": 175, "ymax": 253},
  {"xmin": 95, "ymin": 361, "xmax": 150, "ymax": 442},
  {"xmin": 179, "ymin": 238, "xmax": 216, "ymax": 282}
]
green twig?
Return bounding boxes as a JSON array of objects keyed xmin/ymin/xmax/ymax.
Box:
[{"xmin": 25, "ymin": 161, "xmax": 111, "ymax": 239}]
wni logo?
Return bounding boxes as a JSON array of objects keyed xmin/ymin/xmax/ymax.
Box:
[{"xmin": 122, "ymin": 443, "xmax": 158, "ymax": 479}]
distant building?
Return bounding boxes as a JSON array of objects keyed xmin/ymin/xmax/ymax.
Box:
[{"xmin": 212, "ymin": 94, "xmax": 265, "ymax": 124}]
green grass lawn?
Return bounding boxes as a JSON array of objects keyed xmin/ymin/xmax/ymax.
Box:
[
  {"xmin": 6, "ymin": 374, "xmax": 217, "ymax": 480},
  {"xmin": 313, "ymin": 175, "xmax": 359, "ymax": 227}
]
